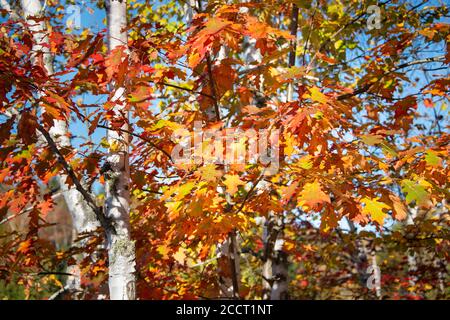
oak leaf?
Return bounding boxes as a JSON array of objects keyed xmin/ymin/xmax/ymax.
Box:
[
  {"xmin": 361, "ymin": 197, "xmax": 390, "ymax": 226},
  {"xmin": 298, "ymin": 180, "xmax": 331, "ymax": 211}
]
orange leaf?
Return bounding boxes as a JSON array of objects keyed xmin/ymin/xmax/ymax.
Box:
[
  {"xmin": 298, "ymin": 180, "xmax": 331, "ymax": 211},
  {"xmin": 424, "ymin": 98, "xmax": 434, "ymax": 108},
  {"xmin": 223, "ymin": 174, "xmax": 245, "ymax": 195}
]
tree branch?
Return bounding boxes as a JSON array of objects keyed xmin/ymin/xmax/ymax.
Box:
[
  {"xmin": 36, "ymin": 123, "xmax": 115, "ymax": 235},
  {"xmin": 337, "ymin": 55, "xmax": 446, "ymax": 100},
  {"xmin": 205, "ymin": 54, "xmax": 222, "ymax": 121}
]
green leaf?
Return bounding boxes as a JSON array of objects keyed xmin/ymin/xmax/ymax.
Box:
[
  {"xmin": 401, "ymin": 179, "xmax": 429, "ymax": 205},
  {"xmin": 424, "ymin": 151, "xmax": 441, "ymax": 167}
]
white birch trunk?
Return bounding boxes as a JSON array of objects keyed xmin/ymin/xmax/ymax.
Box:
[
  {"xmin": 105, "ymin": 0, "xmax": 136, "ymax": 300},
  {"xmin": 406, "ymin": 207, "xmax": 418, "ymax": 291},
  {"xmin": 261, "ymin": 215, "xmax": 289, "ymax": 300},
  {"xmin": 217, "ymin": 232, "xmax": 240, "ymax": 299},
  {"xmin": 368, "ymin": 246, "xmax": 382, "ymax": 299},
  {"xmin": 346, "ymin": 218, "xmax": 382, "ymax": 298},
  {"xmin": 216, "ymin": 46, "xmax": 241, "ymax": 298},
  {"xmin": 19, "ymin": 0, "xmax": 100, "ymax": 297}
]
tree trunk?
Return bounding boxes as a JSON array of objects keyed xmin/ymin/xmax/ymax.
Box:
[
  {"xmin": 406, "ymin": 207, "xmax": 418, "ymax": 292},
  {"xmin": 217, "ymin": 232, "xmax": 240, "ymax": 299},
  {"xmin": 105, "ymin": 0, "xmax": 136, "ymax": 300},
  {"xmin": 19, "ymin": 0, "xmax": 101, "ymax": 297},
  {"xmin": 261, "ymin": 215, "xmax": 289, "ymax": 300},
  {"xmin": 367, "ymin": 245, "xmax": 382, "ymax": 299},
  {"xmin": 346, "ymin": 218, "xmax": 381, "ymax": 298},
  {"xmin": 260, "ymin": 4, "xmax": 298, "ymax": 300}
]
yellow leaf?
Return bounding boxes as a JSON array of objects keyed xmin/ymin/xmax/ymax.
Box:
[
  {"xmin": 110, "ymin": 140, "xmax": 121, "ymax": 152},
  {"xmin": 173, "ymin": 248, "xmax": 186, "ymax": 265},
  {"xmin": 157, "ymin": 244, "xmax": 170, "ymax": 260},
  {"xmin": 223, "ymin": 174, "xmax": 245, "ymax": 195},
  {"xmin": 307, "ymin": 86, "xmax": 328, "ymax": 104},
  {"xmin": 198, "ymin": 164, "xmax": 222, "ymax": 182},
  {"xmin": 298, "ymin": 155, "xmax": 313, "ymax": 169},
  {"xmin": 361, "ymin": 197, "xmax": 390, "ymax": 226},
  {"xmin": 284, "ymin": 133, "xmax": 296, "ymax": 157},
  {"xmin": 361, "ymin": 134, "xmax": 383, "ymax": 146}
]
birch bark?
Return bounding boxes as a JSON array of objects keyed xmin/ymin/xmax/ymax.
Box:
[
  {"xmin": 17, "ymin": 0, "xmax": 100, "ymax": 297},
  {"xmin": 105, "ymin": 0, "xmax": 136, "ymax": 300},
  {"xmin": 406, "ymin": 207, "xmax": 418, "ymax": 291}
]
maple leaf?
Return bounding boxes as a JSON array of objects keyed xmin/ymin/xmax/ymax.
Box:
[
  {"xmin": 0, "ymin": 117, "xmax": 14, "ymax": 145},
  {"xmin": 128, "ymin": 85, "xmax": 152, "ymax": 104},
  {"xmin": 361, "ymin": 134, "xmax": 383, "ymax": 146},
  {"xmin": 203, "ymin": 17, "xmax": 231, "ymax": 36},
  {"xmin": 298, "ymin": 180, "xmax": 331, "ymax": 211},
  {"xmin": 188, "ymin": 199, "xmax": 204, "ymax": 217},
  {"xmin": 424, "ymin": 98, "xmax": 434, "ymax": 108},
  {"xmin": 361, "ymin": 197, "xmax": 390, "ymax": 226},
  {"xmin": 18, "ymin": 111, "xmax": 38, "ymax": 145},
  {"xmin": 174, "ymin": 182, "xmax": 196, "ymax": 200},
  {"xmin": 223, "ymin": 174, "xmax": 245, "ymax": 195},
  {"xmin": 317, "ymin": 52, "xmax": 337, "ymax": 64},
  {"xmin": 424, "ymin": 150, "xmax": 441, "ymax": 167}
]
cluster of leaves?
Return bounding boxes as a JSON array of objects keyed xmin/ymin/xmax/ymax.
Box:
[{"xmin": 0, "ymin": 0, "xmax": 448, "ymax": 299}]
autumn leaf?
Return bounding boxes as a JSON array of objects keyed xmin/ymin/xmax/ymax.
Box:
[
  {"xmin": 279, "ymin": 66, "xmax": 305, "ymax": 81},
  {"xmin": 223, "ymin": 174, "xmax": 245, "ymax": 195},
  {"xmin": 361, "ymin": 134, "xmax": 383, "ymax": 146},
  {"xmin": 298, "ymin": 155, "xmax": 313, "ymax": 169},
  {"xmin": 280, "ymin": 181, "xmax": 298, "ymax": 204},
  {"xmin": 198, "ymin": 164, "xmax": 222, "ymax": 182},
  {"xmin": 424, "ymin": 150, "xmax": 441, "ymax": 167},
  {"xmin": 18, "ymin": 111, "xmax": 37, "ymax": 145},
  {"xmin": 305, "ymin": 86, "xmax": 328, "ymax": 104},
  {"xmin": 389, "ymin": 195, "xmax": 407, "ymax": 221},
  {"xmin": 0, "ymin": 117, "xmax": 14, "ymax": 145},
  {"xmin": 17, "ymin": 239, "xmax": 33, "ymax": 255},
  {"xmin": 173, "ymin": 248, "xmax": 187, "ymax": 265},
  {"xmin": 401, "ymin": 179, "xmax": 429, "ymax": 206},
  {"xmin": 317, "ymin": 52, "xmax": 337, "ymax": 64},
  {"xmin": 157, "ymin": 244, "xmax": 170, "ymax": 260},
  {"xmin": 128, "ymin": 85, "xmax": 152, "ymax": 103},
  {"xmin": 174, "ymin": 182, "xmax": 196, "ymax": 200},
  {"xmin": 298, "ymin": 180, "xmax": 331, "ymax": 211},
  {"xmin": 203, "ymin": 17, "xmax": 231, "ymax": 36},
  {"xmin": 424, "ymin": 98, "xmax": 434, "ymax": 108},
  {"xmin": 361, "ymin": 197, "xmax": 390, "ymax": 226}
]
